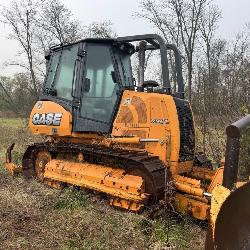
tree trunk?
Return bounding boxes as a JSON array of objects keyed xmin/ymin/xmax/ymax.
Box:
[{"xmin": 187, "ymin": 56, "xmax": 193, "ymax": 104}]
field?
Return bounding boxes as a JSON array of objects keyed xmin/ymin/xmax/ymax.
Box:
[{"xmin": 0, "ymin": 118, "xmax": 206, "ymax": 250}]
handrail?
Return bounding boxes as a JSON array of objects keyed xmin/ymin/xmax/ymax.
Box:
[
  {"xmin": 117, "ymin": 34, "xmax": 184, "ymax": 98},
  {"xmin": 117, "ymin": 34, "xmax": 171, "ymax": 91}
]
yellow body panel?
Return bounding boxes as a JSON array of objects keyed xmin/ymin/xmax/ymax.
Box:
[
  {"xmin": 112, "ymin": 90, "xmax": 191, "ymax": 174},
  {"xmin": 189, "ymin": 167, "xmax": 216, "ymax": 182},
  {"xmin": 44, "ymin": 159, "xmax": 148, "ymax": 211},
  {"xmin": 210, "ymin": 185, "xmax": 230, "ymax": 236},
  {"xmin": 174, "ymin": 193, "xmax": 210, "ymax": 220},
  {"xmin": 208, "ymin": 167, "xmax": 224, "ymax": 193},
  {"xmin": 30, "ymin": 101, "xmax": 72, "ymax": 136}
]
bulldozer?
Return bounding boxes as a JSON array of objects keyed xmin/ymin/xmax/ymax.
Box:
[{"xmin": 4, "ymin": 34, "xmax": 250, "ymax": 248}]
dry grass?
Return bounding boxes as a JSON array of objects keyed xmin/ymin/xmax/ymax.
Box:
[{"xmin": 0, "ymin": 118, "xmax": 206, "ymax": 250}]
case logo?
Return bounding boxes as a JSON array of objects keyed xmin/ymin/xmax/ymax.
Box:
[{"xmin": 32, "ymin": 113, "xmax": 62, "ymax": 126}]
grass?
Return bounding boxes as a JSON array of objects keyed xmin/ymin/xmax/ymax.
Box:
[
  {"xmin": 0, "ymin": 118, "xmax": 206, "ymax": 250},
  {"xmin": 0, "ymin": 117, "xmax": 28, "ymax": 128}
]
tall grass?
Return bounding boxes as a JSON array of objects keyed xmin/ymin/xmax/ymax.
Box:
[{"xmin": 0, "ymin": 118, "xmax": 206, "ymax": 250}]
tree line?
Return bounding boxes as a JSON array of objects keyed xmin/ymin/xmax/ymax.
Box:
[{"xmin": 0, "ymin": 0, "xmax": 249, "ymax": 130}]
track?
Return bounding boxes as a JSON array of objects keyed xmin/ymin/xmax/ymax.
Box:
[{"xmin": 21, "ymin": 141, "xmax": 169, "ymax": 202}]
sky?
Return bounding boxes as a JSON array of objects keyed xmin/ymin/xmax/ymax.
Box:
[{"xmin": 0, "ymin": 0, "xmax": 250, "ymax": 76}]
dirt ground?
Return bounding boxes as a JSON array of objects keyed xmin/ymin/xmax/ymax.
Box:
[{"xmin": 0, "ymin": 118, "xmax": 206, "ymax": 250}]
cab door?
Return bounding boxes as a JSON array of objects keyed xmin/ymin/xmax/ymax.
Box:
[{"xmin": 73, "ymin": 42, "xmax": 121, "ymax": 133}]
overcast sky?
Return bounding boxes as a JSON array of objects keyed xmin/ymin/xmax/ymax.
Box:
[{"xmin": 0, "ymin": 0, "xmax": 250, "ymax": 76}]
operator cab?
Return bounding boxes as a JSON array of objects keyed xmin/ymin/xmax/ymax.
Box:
[
  {"xmin": 43, "ymin": 34, "xmax": 184, "ymax": 133},
  {"xmin": 44, "ymin": 39, "xmax": 134, "ymax": 126}
]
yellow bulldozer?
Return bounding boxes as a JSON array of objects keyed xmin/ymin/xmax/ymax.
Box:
[{"xmin": 4, "ymin": 34, "xmax": 250, "ymax": 249}]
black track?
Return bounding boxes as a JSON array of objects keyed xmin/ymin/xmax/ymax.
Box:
[{"xmin": 22, "ymin": 142, "xmax": 169, "ymax": 200}]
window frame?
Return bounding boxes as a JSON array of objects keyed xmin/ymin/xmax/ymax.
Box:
[{"xmin": 43, "ymin": 43, "xmax": 80, "ymax": 104}]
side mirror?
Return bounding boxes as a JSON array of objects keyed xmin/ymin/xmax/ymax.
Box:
[
  {"xmin": 111, "ymin": 71, "xmax": 119, "ymax": 83},
  {"xmin": 83, "ymin": 78, "xmax": 91, "ymax": 92}
]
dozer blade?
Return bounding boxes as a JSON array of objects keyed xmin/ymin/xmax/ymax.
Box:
[
  {"xmin": 5, "ymin": 143, "xmax": 22, "ymax": 175},
  {"xmin": 206, "ymin": 182, "xmax": 250, "ymax": 250},
  {"xmin": 44, "ymin": 159, "xmax": 150, "ymax": 212}
]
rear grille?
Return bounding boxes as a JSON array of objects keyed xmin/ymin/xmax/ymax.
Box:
[{"xmin": 174, "ymin": 98, "xmax": 195, "ymax": 162}]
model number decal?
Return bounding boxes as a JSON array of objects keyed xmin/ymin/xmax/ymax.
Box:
[
  {"xmin": 151, "ymin": 118, "xmax": 169, "ymax": 124},
  {"xmin": 32, "ymin": 113, "xmax": 62, "ymax": 126}
]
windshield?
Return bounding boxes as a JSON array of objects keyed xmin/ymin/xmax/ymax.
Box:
[{"xmin": 45, "ymin": 44, "xmax": 79, "ymax": 100}]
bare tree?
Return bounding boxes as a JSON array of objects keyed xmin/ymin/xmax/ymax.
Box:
[
  {"xmin": 2, "ymin": 0, "xmax": 40, "ymax": 98},
  {"xmin": 85, "ymin": 20, "xmax": 116, "ymax": 38},
  {"xmin": 137, "ymin": 0, "xmax": 210, "ymax": 103},
  {"xmin": 0, "ymin": 77, "xmax": 20, "ymax": 115},
  {"xmin": 37, "ymin": 0, "xmax": 83, "ymax": 46},
  {"xmin": 0, "ymin": 74, "xmax": 36, "ymax": 116},
  {"xmin": 200, "ymin": 4, "xmax": 221, "ymax": 105},
  {"xmin": 198, "ymin": 4, "xmax": 221, "ymax": 151},
  {"xmin": 170, "ymin": 0, "xmax": 209, "ymax": 103}
]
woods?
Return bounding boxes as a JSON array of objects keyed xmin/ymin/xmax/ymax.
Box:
[
  {"xmin": 0, "ymin": 0, "xmax": 249, "ymax": 159},
  {"xmin": 137, "ymin": 0, "xmax": 249, "ymax": 116}
]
